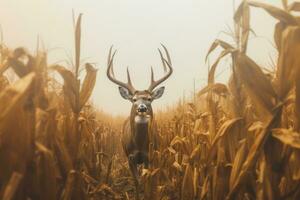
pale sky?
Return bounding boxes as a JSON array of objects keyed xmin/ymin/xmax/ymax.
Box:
[{"xmin": 0, "ymin": 0, "xmax": 281, "ymax": 115}]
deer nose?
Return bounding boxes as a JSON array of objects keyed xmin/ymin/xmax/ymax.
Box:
[{"xmin": 137, "ymin": 104, "xmax": 148, "ymax": 113}]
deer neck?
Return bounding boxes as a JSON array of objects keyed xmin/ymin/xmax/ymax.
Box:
[{"xmin": 130, "ymin": 109, "xmax": 153, "ymax": 150}]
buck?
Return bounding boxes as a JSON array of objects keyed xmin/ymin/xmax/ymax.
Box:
[{"xmin": 106, "ymin": 45, "xmax": 173, "ymax": 199}]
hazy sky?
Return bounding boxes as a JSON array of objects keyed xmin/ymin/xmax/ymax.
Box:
[{"xmin": 0, "ymin": 0, "xmax": 281, "ymax": 115}]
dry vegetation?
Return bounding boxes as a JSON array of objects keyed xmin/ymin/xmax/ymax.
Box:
[{"xmin": 1, "ymin": 1, "xmax": 300, "ymax": 200}]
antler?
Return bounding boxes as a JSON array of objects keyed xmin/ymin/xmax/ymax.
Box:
[
  {"xmin": 148, "ymin": 44, "xmax": 173, "ymax": 91},
  {"xmin": 107, "ymin": 46, "xmax": 136, "ymax": 94}
]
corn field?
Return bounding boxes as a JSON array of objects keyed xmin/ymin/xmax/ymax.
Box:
[{"xmin": 1, "ymin": 1, "xmax": 300, "ymax": 200}]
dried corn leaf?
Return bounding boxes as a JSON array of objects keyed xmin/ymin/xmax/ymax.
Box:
[
  {"xmin": 198, "ymin": 83, "xmax": 228, "ymax": 97},
  {"xmin": 272, "ymin": 128, "xmax": 300, "ymax": 149},
  {"xmin": 0, "ymin": 60, "xmax": 9, "ymax": 75},
  {"xmin": 229, "ymin": 139, "xmax": 247, "ymax": 190},
  {"xmin": 0, "ymin": 75, "xmax": 9, "ymax": 90},
  {"xmin": 61, "ymin": 170, "xmax": 76, "ymax": 200},
  {"xmin": 0, "ymin": 72, "xmax": 35, "ymax": 122},
  {"xmin": 53, "ymin": 134, "xmax": 73, "ymax": 178},
  {"xmin": 190, "ymin": 144, "xmax": 201, "ymax": 164},
  {"xmin": 290, "ymin": 150, "xmax": 300, "ymax": 180},
  {"xmin": 0, "ymin": 73, "xmax": 36, "ymax": 196},
  {"xmin": 7, "ymin": 48, "xmax": 32, "ymax": 77},
  {"xmin": 288, "ymin": 2, "xmax": 300, "ymax": 12},
  {"xmin": 200, "ymin": 176, "xmax": 210, "ymax": 200},
  {"xmin": 2, "ymin": 172, "xmax": 23, "ymax": 200},
  {"xmin": 35, "ymin": 142, "xmax": 57, "ymax": 200},
  {"xmin": 227, "ymin": 106, "xmax": 282, "ymax": 199},
  {"xmin": 181, "ymin": 164, "xmax": 193, "ymax": 200},
  {"xmin": 205, "ymin": 39, "xmax": 235, "ymax": 62},
  {"xmin": 209, "ymin": 118, "xmax": 243, "ymax": 163},
  {"xmin": 234, "ymin": 0, "xmax": 246, "ymax": 22},
  {"xmin": 234, "ymin": 1, "xmax": 250, "ymax": 53},
  {"xmin": 170, "ymin": 136, "xmax": 190, "ymax": 153},
  {"xmin": 8, "ymin": 57, "xmax": 29, "ymax": 77},
  {"xmin": 274, "ymin": 22, "xmax": 287, "ymax": 51},
  {"xmin": 52, "ymin": 65, "xmax": 78, "ymax": 113},
  {"xmin": 296, "ymin": 63, "xmax": 300, "ymax": 131},
  {"xmin": 75, "ymin": 14, "xmax": 82, "ymax": 75},
  {"xmin": 235, "ymin": 53, "xmax": 277, "ymax": 119},
  {"xmin": 282, "ymin": 0, "xmax": 288, "ymax": 11},
  {"xmin": 248, "ymin": 1, "xmax": 298, "ymax": 25},
  {"xmin": 208, "ymin": 50, "xmax": 232, "ymax": 84},
  {"xmin": 256, "ymin": 158, "xmax": 274, "ymax": 200},
  {"xmin": 172, "ymin": 161, "xmax": 182, "ymax": 172},
  {"xmin": 143, "ymin": 168, "xmax": 159, "ymax": 200},
  {"xmin": 276, "ymin": 26, "xmax": 300, "ymax": 100},
  {"xmin": 193, "ymin": 167, "xmax": 198, "ymax": 198},
  {"xmin": 79, "ymin": 63, "xmax": 97, "ymax": 109}
]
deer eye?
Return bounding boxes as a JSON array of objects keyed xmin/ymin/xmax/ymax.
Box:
[
  {"xmin": 147, "ymin": 97, "xmax": 152, "ymax": 101},
  {"xmin": 132, "ymin": 98, "xmax": 137, "ymax": 102}
]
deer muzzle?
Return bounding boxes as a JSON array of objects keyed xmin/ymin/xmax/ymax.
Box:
[{"xmin": 137, "ymin": 103, "xmax": 148, "ymax": 113}]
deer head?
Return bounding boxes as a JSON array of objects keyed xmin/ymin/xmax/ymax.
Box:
[{"xmin": 107, "ymin": 45, "xmax": 173, "ymax": 121}]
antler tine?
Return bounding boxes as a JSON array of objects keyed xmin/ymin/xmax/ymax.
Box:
[
  {"xmin": 107, "ymin": 46, "xmax": 114, "ymax": 67},
  {"xmin": 107, "ymin": 46, "xmax": 136, "ymax": 94},
  {"xmin": 108, "ymin": 47, "xmax": 116, "ymax": 76},
  {"xmin": 126, "ymin": 67, "xmax": 133, "ymax": 86},
  {"xmin": 148, "ymin": 44, "xmax": 173, "ymax": 91},
  {"xmin": 150, "ymin": 66, "xmax": 154, "ymax": 83},
  {"xmin": 158, "ymin": 48, "xmax": 167, "ymax": 72},
  {"xmin": 161, "ymin": 43, "xmax": 172, "ymax": 66}
]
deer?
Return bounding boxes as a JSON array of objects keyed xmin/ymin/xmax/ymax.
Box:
[{"xmin": 106, "ymin": 45, "xmax": 173, "ymax": 200}]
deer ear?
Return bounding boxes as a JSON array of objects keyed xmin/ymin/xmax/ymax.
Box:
[
  {"xmin": 118, "ymin": 87, "xmax": 133, "ymax": 100},
  {"xmin": 151, "ymin": 86, "xmax": 165, "ymax": 99}
]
